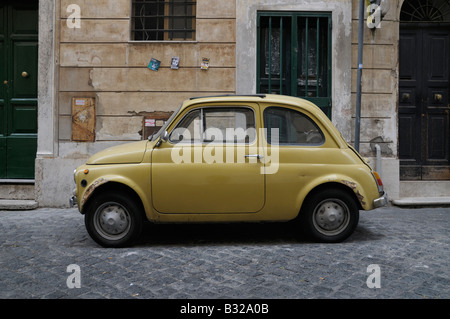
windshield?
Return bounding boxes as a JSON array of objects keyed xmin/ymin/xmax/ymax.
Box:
[{"xmin": 150, "ymin": 104, "xmax": 181, "ymax": 141}]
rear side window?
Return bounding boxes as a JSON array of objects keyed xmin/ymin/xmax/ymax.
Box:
[{"xmin": 263, "ymin": 107, "xmax": 324, "ymax": 145}]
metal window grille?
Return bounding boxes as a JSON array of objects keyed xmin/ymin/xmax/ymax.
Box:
[
  {"xmin": 400, "ymin": 0, "xmax": 450, "ymax": 22},
  {"xmin": 132, "ymin": 0, "xmax": 196, "ymax": 41},
  {"xmin": 257, "ymin": 12, "xmax": 332, "ymax": 118}
]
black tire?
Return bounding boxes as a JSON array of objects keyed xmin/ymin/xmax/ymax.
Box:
[
  {"xmin": 299, "ymin": 188, "xmax": 359, "ymax": 243},
  {"xmin": 84, "ymin": 191, "xmax": 143, "ymax": 248}
]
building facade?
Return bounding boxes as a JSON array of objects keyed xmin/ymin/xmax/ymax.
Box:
[{"xmin": 0, "ymin": 0, "xmax": 449, "ymax": 207}]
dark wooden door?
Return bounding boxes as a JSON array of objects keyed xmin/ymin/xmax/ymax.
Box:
[
  {"xmin": 399, "ymin": 24, "xmax": 450, "ymax": 180},
  {"xmin": 0, "ymin": 0, "xmax": 38, "ymax": 179}
]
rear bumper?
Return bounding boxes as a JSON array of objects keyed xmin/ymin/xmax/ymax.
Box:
[{"xmin": 373, "ymin": 192, "xmax": 388, "ymax": 208}]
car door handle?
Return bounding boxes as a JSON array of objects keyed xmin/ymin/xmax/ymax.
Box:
[{"xmin": 244, "ymin": 154, "xmax": 264, "ymax": 159}]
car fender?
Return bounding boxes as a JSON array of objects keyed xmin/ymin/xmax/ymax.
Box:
[
  {"xmin": 296, "ymin": 173, "xmax": 372, "ymax": 213},
  {"xmin": 79, "ymin": 173, "xmax": 151, "ymax": 216}
]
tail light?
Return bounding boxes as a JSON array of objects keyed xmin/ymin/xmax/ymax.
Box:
[{"xmin": 372, "ymin": 171, "xmax": 384, "ymax": 194}]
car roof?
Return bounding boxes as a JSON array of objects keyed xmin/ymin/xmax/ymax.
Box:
[
  {"xmin": 181, "ymin": 94, "xmax": 347, "ymax": 149},
  {"xmin": 184, "ymin": 94, "xmax": 319, "ymax": 112}
]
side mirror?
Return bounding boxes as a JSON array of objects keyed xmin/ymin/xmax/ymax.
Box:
[{"xmin": 156, "ymin": 131, "xmax": 169, "ymax": 147}]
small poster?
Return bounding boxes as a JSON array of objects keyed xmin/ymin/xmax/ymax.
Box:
[
  {"xmin": 148, "ymin": 58, "xmax": 161, "ymax": 71},
  {"xmin": 201, "ymin": 57, "xmax": 210, "ymax": 70},
  {"xmin": 75, "ymin": 99, "xmax": 86, "ymax": 106},
  {"xmin": 171, "ymin": 56, "xmax": 180, "ymax": 69},
  {"xmin": 145, "ymin": 119, "xmax": 156, "ymax": 127}
]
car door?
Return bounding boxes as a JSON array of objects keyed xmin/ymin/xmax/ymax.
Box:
[
  {"xmin": 261, "ymin": 105, "xmax": 327, "ymax": 218},
  {"xmin": 151, "ymin": 104, "xmax": 265, "ymax": 214}
]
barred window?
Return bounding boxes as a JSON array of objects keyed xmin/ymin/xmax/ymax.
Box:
[{"xmin": 132, "ymin": 0, "xmax": 196, "ymax": 41}]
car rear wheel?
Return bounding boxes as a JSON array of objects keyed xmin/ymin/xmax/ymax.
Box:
[
  {"xmin": 84, "ymin": 191, "xmax": 143, "ymax": 248},
  {"xmin": 300, "ymin": 189, "xmax": 359, "ymax": 243}
]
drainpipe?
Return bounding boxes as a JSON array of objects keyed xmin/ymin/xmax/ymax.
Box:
[
  {"xmin": 375, "ymin": 144, "xmax": 382, "ymax": 178},
  {"xmin": 355, "ymin": 0, "xmax": 365, "ymax": 152}
]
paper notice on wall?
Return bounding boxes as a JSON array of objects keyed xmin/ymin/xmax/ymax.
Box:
[
  {"xmin": 148, "ymin": 58, "xmax": 161, "ymax": 71},
  {"xmin": 171, "ymin": 56, "xmax": 180, "ymax": 69},
  {"xmin": 72, "ymin": 97, "xmax": 95, "ymax": 142},
  {"xmin": 145, "ymin": 119, "xmax": 156, "ymax": 127},
  {"xmin": 75, "ymin": 99, "xmax": 86, "ymax": 106},
  {"xmin": 201, "ymin": 57, "xmax": 210, "ymax": 70}
]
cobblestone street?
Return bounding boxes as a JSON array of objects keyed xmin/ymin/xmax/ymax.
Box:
[{"xmin": 0, "ymin": 206, "xmax": 448, "ymax": 302}]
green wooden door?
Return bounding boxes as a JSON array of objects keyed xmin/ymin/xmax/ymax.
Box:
[
  {"xmin": 0, "ymin": 0, "xmax": 38, "ymax": 179},
  {"xmin": 257, "ymin": 12, "xmax": 332, "ymax": 118}
]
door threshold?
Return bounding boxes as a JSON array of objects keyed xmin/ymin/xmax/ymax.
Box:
[{"xmin": 0, "ymin": 179, "xmax": 35, "ymax": 185}]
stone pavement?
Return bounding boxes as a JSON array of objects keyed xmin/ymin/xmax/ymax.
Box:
[{"xmin": 0, "ymin": 205, "xmax": 448, "ymax": 301}]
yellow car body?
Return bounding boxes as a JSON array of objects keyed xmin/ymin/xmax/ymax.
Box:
[{"xmin": 71, "ymin": 94, "xmax": 387, "ymax": 247}]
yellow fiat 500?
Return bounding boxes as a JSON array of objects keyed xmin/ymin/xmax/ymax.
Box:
[{"xmin": 71, "ymin": 94, "xmax": 387, "ymax": 247}]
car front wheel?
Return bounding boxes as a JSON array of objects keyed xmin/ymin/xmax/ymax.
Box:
[
  {"xmin": 84, "ymin": 191, "xmax": 143, "ymax": 248},
  {"xmin": 300, "ymin": 189, "xmax": 359, "ymax": 243}
]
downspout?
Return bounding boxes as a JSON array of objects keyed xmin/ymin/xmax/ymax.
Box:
[
  {"xmin": 375, "ymin": 144, "xmax": 382, "ymax": 178},
  {"xmin": 355, "ymin": 0, "xmax": 365, "ymax": 152}
]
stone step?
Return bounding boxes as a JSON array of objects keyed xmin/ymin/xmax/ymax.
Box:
[
  {"xmin": 400, "ymin": 181, "xmax": 450, "ymax": 198},
  {"xmin": 0, "ymin": 199, "xmax": 38, "ymax": 210},
  {"xmin": 0, "ymin": 180, "xmax": 35, "ymax": 200},
  {"xmin": 392, "ymin": 197, "xmax": 450, "ymax": 207}
]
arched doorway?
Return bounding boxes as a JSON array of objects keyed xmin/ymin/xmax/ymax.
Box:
[{"xmin": 399, "ymin": 0, "xmax": 450, "ymax": 180}]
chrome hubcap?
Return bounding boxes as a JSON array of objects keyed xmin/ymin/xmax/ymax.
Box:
[
  {"xmin": 313, "ymin": 199, "xmax": 349, "ymax": 235},
  {"xmin": 94, "ymin": 202, "xmax": 131, "ymax": 240}
]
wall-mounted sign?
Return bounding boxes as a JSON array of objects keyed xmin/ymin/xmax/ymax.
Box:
[
  {"xmin": 72, "ymin": 97, "xmax": 95, "ymax": 142},
  {"xmin": 142, "ymin": 112, "xmax": 174, "ymax": 140},
  {"xmin": 148, "ymin": 58, "xmax": 161, "ymax": 71},
  {"xmin": 201, "ymin": 57, "xmax": 210, "ymax": 70},
  {"xmin": 145, "ymin": 118, "xmax": 156, "ymax": 127},
  {"xmin": 171, "ymin": 56, "xmax": 180, "ymax": 69}
]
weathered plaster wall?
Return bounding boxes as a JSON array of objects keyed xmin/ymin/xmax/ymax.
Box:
[
  {"xmin": 351, "ymin": 0, "xmax": 402, "ymax": 199},
  {"xmin": 351, "ymin": 0, "xmax": 399, "ymax": 157},
  {"xmin": 58, "ymin": 0, "xmax": 236, "ymax": 143}
]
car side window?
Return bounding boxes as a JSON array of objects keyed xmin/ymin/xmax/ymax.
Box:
[
  {"xmin": 170, "ymin": 107, "xmax": 256, "ymax": 144},
  {"xmin": 170, "ymin": 109, "xmax": 202, "ymax": 143},
  {"xmin": 263, "ymin": 107, "xmax": 324, "ymax": 145}
]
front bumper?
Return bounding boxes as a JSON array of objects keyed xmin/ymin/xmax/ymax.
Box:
[
  {"xmin": 69, "ymin": 195, "xmax": 77, "ymax": 208},
  {"xmin": 373, "ymin": 192, "xmax": 388, "ymax": 208}
]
